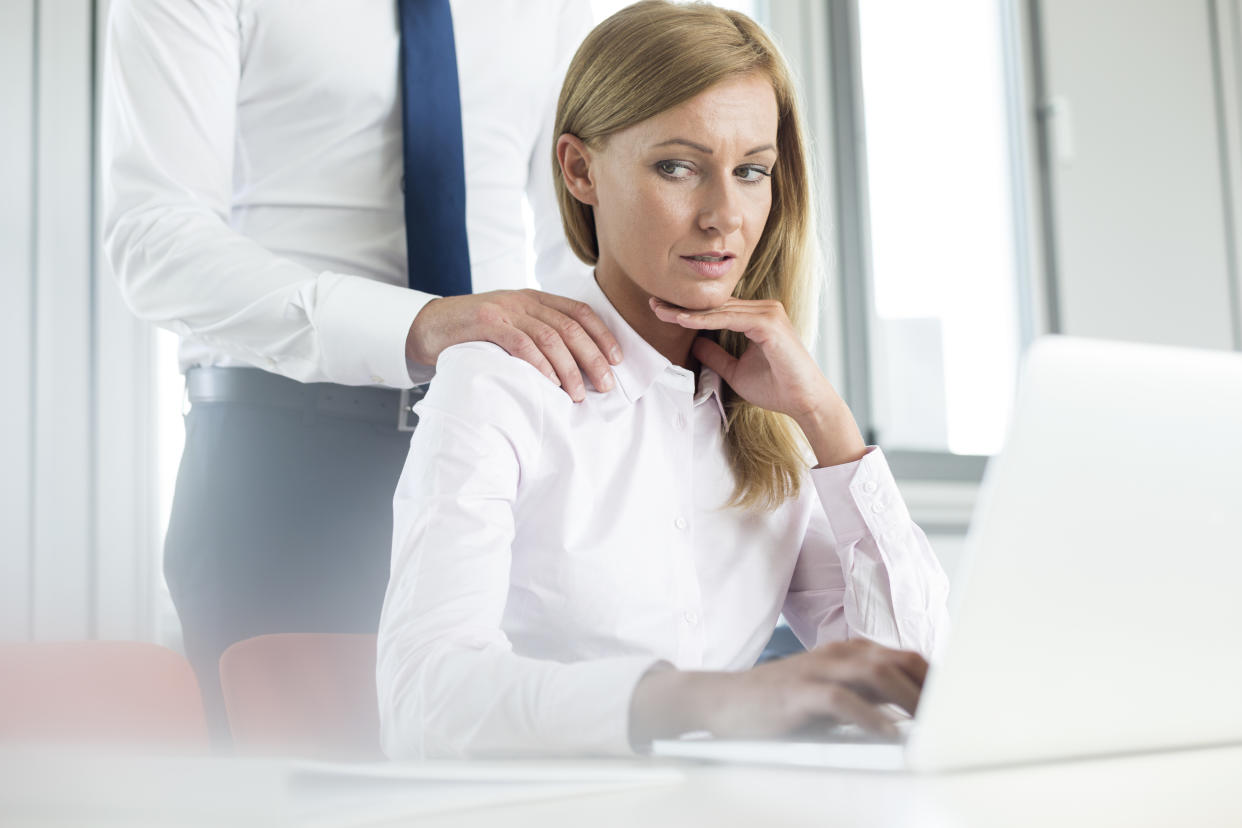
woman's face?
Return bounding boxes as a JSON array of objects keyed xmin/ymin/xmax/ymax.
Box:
[{"xmin": 565, "ymin": 72, "xmax": 780, "ymax": 312}]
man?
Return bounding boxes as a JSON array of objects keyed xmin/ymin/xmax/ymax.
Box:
[{"xmin": 102, "ymin": 0, "xmax": 614, "ymax": 736}]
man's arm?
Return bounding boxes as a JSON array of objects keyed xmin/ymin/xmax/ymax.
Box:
[
  {"xmin": 104, "ymin": 0, "xmax": 620, "ymax": 394},
  {"xmin": 103, "ymin": 0, "xmax": 427, "ymax": 388}
]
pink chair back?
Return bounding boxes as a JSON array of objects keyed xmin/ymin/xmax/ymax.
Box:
[
  {"xmin": 0, "ymin": 641, "xmax": 209, "ymax": 750},
  {"xmin": 219, "ymin": 633, "xmax": 382, "ymax": 760}
]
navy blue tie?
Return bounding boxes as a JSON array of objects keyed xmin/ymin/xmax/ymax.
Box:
[{"xmin": 398, "ymin": 0, "xmax": 471, "ymax": 295}]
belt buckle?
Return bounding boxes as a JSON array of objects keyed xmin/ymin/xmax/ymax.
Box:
[{"xmin": 398, "ymin": 388, "xmax": 418, "ymax": 432}]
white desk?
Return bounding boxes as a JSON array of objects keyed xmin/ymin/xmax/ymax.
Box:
[
  {"xmin": 410, "ymin": 746, "xmax": 1242, "ymax": 828},
  {"xmin": 4, "ymin": 745, "xmax": 1240, "ymax": 827}
]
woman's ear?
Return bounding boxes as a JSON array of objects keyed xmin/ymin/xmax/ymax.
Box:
[{"xmin": 557, "ymin": 134, "xmax": 598, "ymax": 207}]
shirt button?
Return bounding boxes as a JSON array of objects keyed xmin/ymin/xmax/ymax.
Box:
[
  {"xmin": 683, "ymin": 610, "xmax": 699, "ymax": 626},
  {"xmin": 370, "ymin": 375, "xmax": 384, "ymax": 385},
  {"xmin": 863, "ymin": 481, "xmax": 878, "ymax": 493},
  {"xmin": 674, "ymin": 516, "xmax": 688, "ymax": 530},
  {"xmin": 674, "ymin": 412, "xmax": 687, "ymax": 429},
  {"xmin": 871, "ymin": 502, "xmax": 886, "ymax": 514}
]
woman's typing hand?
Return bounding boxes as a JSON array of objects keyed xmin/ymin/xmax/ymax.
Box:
[
  {"xmin": 649, "ymin": 296, "xmax": 867, "ymax": 467},
  {"xmin": 628, "ymin": 638, "xmax": 928, "ymax": 747}
]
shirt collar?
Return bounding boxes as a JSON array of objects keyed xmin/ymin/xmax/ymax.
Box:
[
  {"xmin": 694, "ymin": 365, "xmax": 730, "ymax": 428},
  {"xmin": 574, "ymin": 274, "xmax": 729, "ymax": 427}
]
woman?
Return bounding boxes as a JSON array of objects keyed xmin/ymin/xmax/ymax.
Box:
[{"xmin": 377, "ymin": 0, "xmax": 951, "ymax": 758}]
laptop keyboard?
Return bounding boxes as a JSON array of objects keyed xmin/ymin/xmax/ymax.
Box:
[{"xmin": 789, "ymin": 717, "xmax": 913, "ymax": 745}]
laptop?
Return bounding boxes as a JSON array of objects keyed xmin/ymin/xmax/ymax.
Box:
[{"xmin": 653, "ymin": 335, "xmax": 1242, "ymax": 772}]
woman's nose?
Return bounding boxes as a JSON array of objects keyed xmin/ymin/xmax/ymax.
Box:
[{"xmin": 697, "ymin": 180, "xmax": 744, "ymax": 238}]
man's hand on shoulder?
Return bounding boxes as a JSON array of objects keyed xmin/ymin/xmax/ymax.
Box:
[{"xmin": 406, "ymin": 289, "xmax": 621, "ymax": 402}]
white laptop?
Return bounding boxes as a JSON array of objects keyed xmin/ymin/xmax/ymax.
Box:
[{"xmin": 654, "ymin": 335, "xmax": 1242, "ymax": 772}]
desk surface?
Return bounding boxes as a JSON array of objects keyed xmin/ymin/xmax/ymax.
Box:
[
  {"xmin": 4, "ymin": 744, "xmax": 1240, "ymax": 827},
  {"xmin": 411, "ymin": 746, "xmax": 1242, "ymax": 828}
]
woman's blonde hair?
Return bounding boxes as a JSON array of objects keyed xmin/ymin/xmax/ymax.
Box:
[{"xmin": 553, "ymin": 0, "xmax": 817, "ymax": 510}]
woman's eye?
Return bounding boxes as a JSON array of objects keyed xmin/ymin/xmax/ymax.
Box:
[
  {"xmin": 656, "ymin": 160, "xmax": 693, "ymax": 179},
  {"xmin": 736, "ymin": 165, "xmax": 772, "ymax": 183}
]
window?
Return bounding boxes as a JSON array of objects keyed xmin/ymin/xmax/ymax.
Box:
[{"xmin": 850, "ymin": 0, "xmax": 1028, "ymax": 466}]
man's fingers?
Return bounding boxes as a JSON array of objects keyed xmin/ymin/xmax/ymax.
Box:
[
  {"xmin": 520, "ymin": 317, "xmax": 587, "ymax": 401},
  {"xmin": 534, "ymin": 291, "xmax": 624, "ymax": 365},
  {"xmin": 487, "ymin": 327, "xmax": 559, "ymax": 387},
  {"xmin": 531, "ymin": 305, "xmax": 616, "ymax": 394},
  {"xmin": 412, "ymin": 291, "xmax": 626, "ymax": 401}
]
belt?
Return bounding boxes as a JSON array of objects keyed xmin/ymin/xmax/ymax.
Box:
[{"xmin": 185, "ymin": 366, "xmax": 425, "ymax": 431}]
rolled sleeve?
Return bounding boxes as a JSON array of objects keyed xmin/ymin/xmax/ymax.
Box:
[{"xmin": 787, "ymin": 447, "xmax": 951, "ymax": 658}]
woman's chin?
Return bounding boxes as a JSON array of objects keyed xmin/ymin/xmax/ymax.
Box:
[{"xmin": 654, "ymin": 285, "xmax": 737, "ymax": 312}]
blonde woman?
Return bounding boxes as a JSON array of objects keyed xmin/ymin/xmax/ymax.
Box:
[{"xmin": 378, "ymin": 0, "xmax": 951, "ymax": 758}]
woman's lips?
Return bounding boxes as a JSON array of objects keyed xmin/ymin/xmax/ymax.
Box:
[{"xmin": 680, "ymin": 255, "xmax": 736, "ymax": 279}]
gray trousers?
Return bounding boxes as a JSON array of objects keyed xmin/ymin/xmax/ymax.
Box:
[{"xmin": 163, "ymin": 398, "xmax": 412, "ymax": 741}]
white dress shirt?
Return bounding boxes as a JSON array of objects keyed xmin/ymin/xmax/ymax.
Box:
[
  {"xmin": 377, "ymin": 275, "xmax": 953, "ymax": 759},
  {"xmin": 102, "ymin": 0, "xmax": 591, "ymax": 388}
]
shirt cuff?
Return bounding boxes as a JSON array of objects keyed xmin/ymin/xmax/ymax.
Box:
[
  {"xmin": 315, "ymin": 273, "xmax": 435, "ymax": 388},
  {"xmin": 810, "ymin": 446, "xmax": 910, "ymax": 545},
  {"xmin": 544, "ymin": 655, "xmax": 665, "ymax": 756}
]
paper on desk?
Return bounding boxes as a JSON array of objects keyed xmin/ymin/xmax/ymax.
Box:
[
  {"xmin": 288, "ymin": 759, "xmax": 684, "ymax": 826},
  {"xmin": 652, "ymin": 735, "xmax": 908, "ymax": 772}
]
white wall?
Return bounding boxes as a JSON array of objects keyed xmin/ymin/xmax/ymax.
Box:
[
  {"xmin": 1036, "ymin": 0, "xmax": 1240, "ymax": 350},
  {"xmin": 1, "ymin": 0, "xmax": 155, "ymax": 643},
  {"xmin": 0, "ymin": 0, "xmax": 37, "ymax": 642}
]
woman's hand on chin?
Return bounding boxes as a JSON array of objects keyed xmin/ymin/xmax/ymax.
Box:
[
  {"xmin": 650, "ymin": 296, "xmax": 826, "ymax": 418},
  {"xmin": 649, "ymin": 296, "xmax": 867, "ymax": 467}
]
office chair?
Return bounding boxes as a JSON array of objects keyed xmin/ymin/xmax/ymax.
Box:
[
  {"xmin": 0, "ymin": 641, "xmax": 210, "ymax": 750},
  {"xmin": 218, "ymin": 633, "xmax": 383, "ymax": 760}
]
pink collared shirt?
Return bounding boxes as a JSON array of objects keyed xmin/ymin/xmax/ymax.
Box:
[{"xmin": 377, "ymin": 277, "xmax": 951, "ymax": 759}]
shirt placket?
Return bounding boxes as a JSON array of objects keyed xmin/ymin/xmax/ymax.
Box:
[{"xmin": 662, "ymin": 371, "xmax": 706, "ymax": 668}]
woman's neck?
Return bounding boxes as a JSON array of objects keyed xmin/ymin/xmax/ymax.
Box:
[{"xmin": 594, "ymin": 265, "xmax": 699, "ymax": 370}]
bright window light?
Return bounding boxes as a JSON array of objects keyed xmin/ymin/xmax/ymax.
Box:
[{"xmin": 858, "ymin": 0, "xmax": 1021, "ymax": 456}]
